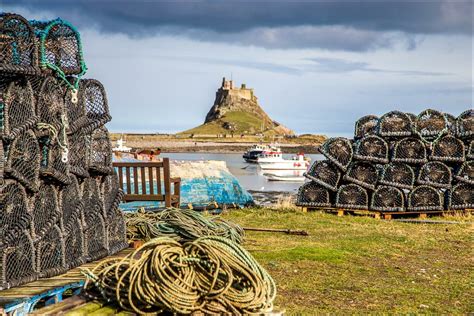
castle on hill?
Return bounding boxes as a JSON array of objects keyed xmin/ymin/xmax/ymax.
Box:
[{"xmin": 218, "ymin": 77, "xmax": 256, "ymax": 102}]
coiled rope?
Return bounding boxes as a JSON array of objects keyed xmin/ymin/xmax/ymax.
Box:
[{"xmin": 83, "ymin": 236, "xmax": 276, "ymax": 315}]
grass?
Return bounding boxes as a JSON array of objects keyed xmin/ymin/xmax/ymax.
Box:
[{"xmin": 220, "ymin": 208, "xmax": 473, "ymax": 314}]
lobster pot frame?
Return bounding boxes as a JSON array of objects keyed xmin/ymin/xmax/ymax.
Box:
[
  {"xmin": 354, "ymin": 115, "xmax": 378, "ymax": 139},
  {"xmin": 68, "ymin": 132, "xmax": 89, "ymax": 178},
  {"xmin": 444, "ymin": 113, "xmax": 456, "ymax": 135},
  {"xmin": 370, "ymin": 186, "xmax": 405, "ymax": 212},
  {"xmin": 0, "ymin": 13, "xmax": 38, "ymax": 74},
  {"xmin": 4, "ymin": 130, "xmax": 40, "ymax": 192},
  {"xmin": 84, "ymin": 215, "xmax": 108, "ymax": 261},
  {"xmin": 101, "ymin": 172, "xmax": 122, "ymax": 214},
  {"xmin": 406, "ymin": 112, "xmax": 417, "ymax": 124},
  {"xmin": 0, "ymin": 180, "xmax": 31, "ymax": 247},
  {"xmin": 417, "ymin": 161, "xmax": 452, "ymax": 189},
  {"xmin": 378, "ymin": 111, "xmax": 413, "ymax": 137},
  {"xmin": 415, "ymin": 109, "xmax": 447, "ymax": 139},
  {"xmin": 353, "ymin": 135, "xmax": 389, "ymax": 163},
  {"xmin": 59, "ymin": 175, "xmax": 83, "ymax": 234},
  {"xmin": 106, "ymin": 202, "xmax": 128, "ymax": 255},
  {"xmin": 392, "ymin": 137, "xmax": 427, "ymax": 164},
  {"xmin": 379, "ymin": 162, "xmax": 415, "ymax": 190},
  {"xmin": 448, "ymin": 183, "xmax": 473, "ymax": 210},
  {"xmin": 0, "ymin": 230, "xmax": 36, "ymax": 290},
  {"xmin": 0, "ymin": 77, "xmax": 37, "ymax": 141},
  {"xmin": 63, "ymin": 218, "xmax": 86, "ymax": 269},
  {"xmin": 319, "ymin": 137, "xmax": 353, "ymax": 171},
  {"xmin": 335, "ymin": 184, "xmax": 369, "ymax": 210},
  {"xmin": 35, "ymin": 225, "xmax": 66, "ymax": 278},
  {"xmin": 31, "ymin": 183, "xmax": 61, "ymax": 242},
  {"xmin": 430, "ymin": 135, "xmax": 465, "ymax": 163},
  {"xmin": 39, "ymin": 136, "xmax": 70, "ymax": 185},
  {"xmin": 88, "ymin": 126, "xmax": 113, "ymax": 175},
  {"xmin": 82, "ymin": 176, "xmax": 106, "ymax": 222},
  {"xmin": 456, "ymin": 109, "xmax": 473, "ymax": 138},
  {"xmin": 304, "ymin": 160, "xmax": 341, "ymax": 191},
  {"xmin": 454, "ymin": 161, "xmax": 473, "ymax": 185},
  {"xmin": 407, "ymin": 185, "xmax": 443, "ymax": 211},
  {"xmin": 35, "ymin": 76, "xmax": 66, "ymax": 133},
  {"xmin": 295, "ymin": 182, "xmax": 332, "ymax": 207},
  {"xmin": 343, "ymin": 161, "xmax": 378, "ymax": 190},
  {"xmin": 467, "ymin": 140, "xmax": 474, "ymax": 160},
  {"xmin": 67, "ymin": 79, "xmax": 111, "ymax": 135}
]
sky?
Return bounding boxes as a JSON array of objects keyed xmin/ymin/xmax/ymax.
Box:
[{"xmin": 2, "ymin": 0, "xmax": 473, "ymax": 137}]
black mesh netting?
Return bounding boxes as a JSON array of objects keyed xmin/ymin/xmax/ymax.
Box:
[
  {"xmin": 68, "ymin": 132, "xmax": 89, "ymax": 178},
  {"xmin": 295, "ymin": 181, "xmax": 332, "ymax": 207},
  {"xmin": 106, "ymin": 201, "xmax": 128, "ymax": 255},
  {"xmin": 468, "ymin": 140, "xmax": 474, "ymax": 160},
  {"xmin": 304, "ymin": 160, "xmax": 341, "ymax": 191},
  {"xmin": 343, "ymin": 161, "xmax": 379, "ymax": 190},
  {"xmin": 335, "ymin": 184, "xmax": 368, "ymax": 210},
  {"xmin": 456, "ymin": 109, "xmax": 473, "ymax": 138},
  {"xmin": 0, "ymin": 180, "xmax": 31, "ymax": 248},
  {"xmin": 406, "ymin": 112, "xmax": 417, "ymax": 124},
  {"xmin": 353, "ymin": 135, "xmax": 389, "ymax": 163},
  {"xmin": 31, "ymin": 183, "xmax": 61, "ymax": 242},
  {"xmin": 448, "ymin": 183, "xmax": 473, "ymax": 210},
  {"xmin": 319, "ymin": 137, "xmax": 353, "ymax": 171},
  {"xmin": 39, "ymin": 136, "xmax": 70, "ymax": 185},
  {"xmin": 63, "ymin": 218, "xmax": 86, "ymax": 269},
  {"xmin": 101, "ymin": 172, "xmax": 122, "ymax": 214},
  {"xmin": 35, "ymin": 225, "xmax": 66, "ymax": 278},
  {"xmin": 370, "ymin": 186, "xmax": 405, "ymax": 212},
  {"xmin": 354, "ymin": 115, "xmax": 378, "ymax": 139},
  {"xmin": 444, "ymin": 113, "xmax": 456, "ymax": 135},
  {"xmin": 430, "ymin": 135, "xmax": 465, "ymax": 163},
  {"xmin": 35, "ymin": 76, "xmax": 66, "ymax": 134},
  {"xmin": 379, "ymin": 162, "xmax": 415, "ymax": 190},
  {"xmin": 392, "ymin": 137, "xmax": 427, "ymax": 164},
  {"xmin": 378, "ymin": 111, "xmax": 413, "ymax": 137},
  {"xmin": 0, "ymin": 13, "xmax": 38, "ymax": 74},
  {"xmin": 66, "ymin": 79, "xmax": 111, "ymax": 135},
  {"xmin": 407, "ymin": 185, "xmax": 443, "ymax": 211},
  {"xmin": 417, "ymin": 161, "xmax": 452, "ymax": 189},
  {"xmin": 59, "ymin": 175, "xmax": 84, "ymax": 234},
  {"xmin": 454, "ymin": 161, "xmax": 473, "ymax": 185},
  {"xmin": 4, "ymin": 129, "xmax": 40, "ymax": 192},
  {"xmin": 415, "ymin": 109, "xmax": 448, "ymax": 139},
  {"xmin": 88, "ymin": 126, "xmax": 113, "ymax": 175}
]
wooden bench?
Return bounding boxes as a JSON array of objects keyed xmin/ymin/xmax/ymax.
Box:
[{"xmin": 112, "ymin": 158, "xmax": 181, "ymax": 208}]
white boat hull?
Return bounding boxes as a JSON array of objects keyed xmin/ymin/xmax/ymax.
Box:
[{"xmin": 258, "ymin": 161, "xmax": 309, "ymax": 170}]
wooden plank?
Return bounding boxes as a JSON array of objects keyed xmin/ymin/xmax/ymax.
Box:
[
  {"xmin": 64, "ymin": 301, "xmax": 104, "ymax": 316},
  {"xmin": 156, "ymin": 166, "xmax": 162, "ymax": 195},
  {"xmin": 30, "ymin": 296, "xmax": 86, "ymax": 315},
  {"xmin": 163, "ymin": 158, "xmax": 171, "ymax": 207},
  {"xmin": 88, "ymin": 305, "xmax": 119, "ymax": 315},
  {"xmin": 112, "ymin": 162, "xmax": 163, "ymax": 168},
  {"xmin": 117, "ymin": 167, "xmax": 123, "ymax": 191},
  {"xmin": 133, "ymin": 167, "xmax": 139, "ymax": 194},
  {"xmin": 122, "ymin": 194, "xmax": 165, "ymax": 202},
  {"xmin": 337, "ymin": 209, "xmax": 345, "ymax": 217},
  {"xmin": 148, "ymin": 167, "xmax": 154, "ymax": 195},
  {"xmin": 302, "ymin": 207, "xmax": 307, "ymax": 213},
  {"xmin": 125, "ymin": 167, "xmax": 131, "ymax": 194},
  {"xmin": 140, "ymin": 167, "xmax": 146, "ymax": 196}
]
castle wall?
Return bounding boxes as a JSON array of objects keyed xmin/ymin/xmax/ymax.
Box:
[{"xmin": 228, "ymin": 88, "xmax": 253, "ymax": 100}]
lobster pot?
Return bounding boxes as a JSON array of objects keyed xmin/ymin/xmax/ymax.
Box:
[
  {"xmin": 417, "ymin": 161, "xmax": 452, "ymax": 189},
  {"xmin": 101, "ymin": 172, "xmax": 122, "ymax": 214},
  {"xmin": 106, "ymin": 203, "xmax": 128, "ymax": 255},
  {"xmin": 0, "ymin": 230, "xmax": 36, "ymax": 290},
  {"xmin": 35, "ymin": 225, "xmax": 66, "ymax": 278},
  {"xmin": 31, "ymin": 183, "xmax": 61, "ymax": 242},
  {"xmin": 335, "ymin": 184, "xmax": 368, "ymax": 210},
  {"xmin": 0, "ymin": 13, "xmax": 38, "ymax": 74},
  {"xmin": 430, "ymin": 135, "xmax": 465, "ymax": 163},
  {"xmin": 68, "ymin": 132, "xmax": 89, "ymax": 178},
  {"xmin": 456, "ymin": 109, "xmax": 473, "ymax": 138},
  {"xmin": 84, "ymin": 215, "xmax": 108, "ymax": 261},
  {"xmin": 343, "ymin": 161, "xmax": 378, "ymax": 190},
  {"xmin": 295, "ymin": 182, "xmax": 332, "ymax": 207},
  {"xmin": 378, "ymin": 111, "xmax": 413, "ymax": 137},
  {"xmin": 82, "ymin": 176, "xmax": 106, "ymax": 222},
  {"xmin": 354, "ymin": 115, "xmax": 378, "ymax": 139},
  {"xmin": 0, "ymin": 77, "xmax": 37, "ymax": 141},
  {"xmin": 353, "ymin": 135, "xmax": 389, "ymax": 163},
  {"xmin": 467, "ymin": 140, "xmax": 474, "ymax": 160},
  {"xmin": 407, "ymin": 185, "xmax": 443, "ymax": 211},
  {"xmin": 304, "ymin": 160, "xmax": 341, "ymax": 191},
  {"xmin": 35, "ymin": 76, "xmax": 66, "ymax": 133},
  {"xmin": 4, "ymin": 130, "xmax": 40, "ymax": 192},
  {"xmin": 88, "ymin": 126, "xmax": 113, "ymax": 175},
  {"xmin": 444, "ymin": 113, "xmax": 456, "ymax": 135},
  {"xmin": 415, "ymin": 109, "xmax": 447, "ymax": 139},
  {"xmin": 67, "ymin": 79, "xmax": 111, "ymax": 134},
  {"xmin": 31, "ymin": 19, "xmax": 85, "ymax": 75},
  {"xmin": 0, "ymin": 180, "xmax": 31, "ymax": 247},
  {"xmin": 39, "ymin": 136, "xmax": 70, "ymax": 185},
  {"xmin": 63, "ymin": 218, "xmax": 86, "ymax": 269},
  {"xmin": 370, "ymin": 186, "xmax": 405, "ymax": 212},
  {"xmin": 454, "ymin": 161, "xmax": 473, "ymax": 185},
  {"xmin": 319, "ymin": 137, "xmax": 353, "ymax": 171},
  {"xmin": 448, "ymin": 183, "xmax": 473, "ymax": 210},
  {"xmin": 59, "ymin": 175, "xmax": 83, "ymax": 234},
  {"xmin": 392, "ymin": 137, "xmax": 427, "ymax": 164},
  {"xmin": 406, "ymin": 112, "xmax": 417, "ymax": 124},
  {"xmin": 379, "ymin": 162, "xmax": 415, "ymax": 190}
]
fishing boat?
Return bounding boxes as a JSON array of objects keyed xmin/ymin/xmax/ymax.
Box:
[
  {"xmin": 257, "ymin": 152, "xmax": 310, "ymax": 170},
  {"xmin": 263, "ymin": 170, "xmax": 306, "ymax": 182},
  {"xmin": 243, "ymin": 144, "xmax": 281, "ymax": 163},
  {"xmin": 112, "ymin": 138, "xmax": 132, "ymax": 152}
]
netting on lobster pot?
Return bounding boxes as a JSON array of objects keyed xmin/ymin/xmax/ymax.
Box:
[
  {"xmin": 319, "ymin": 137, "xmax": 353, "ymax": 171},
  {"xmin": 378, "ymin": 111, "xmax": 413, "ymax": 137},
  {"xmin": 35, "ymin": 224, "xmax": 66, "ymax": 278},
  {"xmin": 415, "ymin": 109, "xmax": 448, "ymax": 139},
  {"xmin": 304, "ymin": 160, "xmax": 341, "ymax": 191},
  {"xmin": 101, "ymin": 172, "xmax": 122, "ymax": 214},
  {"xmin": 31, "ymin": 183, "xmax": 61, "ymax": 242},
  {"xmin": 417, "ymin": 161, "xmax": 452, "ymax": 189},
  {"xmin": 295, "ymin": 182, "xmax": 332, "ymax": 207},
  {"xmin": 335, "ymin": 184, "xmax": 368, "ymax": 210},
  {"xmin": 370, "ymin": 186, "xmax": 405, "ymax": 212},
  {"xmin": 68, "ymin": 132, "xmax": 89, "ymax": 178},
  {"xmin": 444, "ymin": 113, "xmax": 456, "ymax": 135},
  {"xmin": 63, "ymin": 218, "xmax": 86, "ymax": 269},
  {"xmin": 84, "ymin": 212, "xmax": 108, "ymax": 261},
  {"xmin": 454, "ymin": 161, "xmax": 473, "ymax": 185},
  {"xmin": 4, "ymin": 129, "xmax": 40, "ymax": 192},
  {"xmin": 468, "ymin": 140, "xmax": 474, "ymax": 159},
  {"xmin": 343, "ymin": 161, "xmax": 378, "ymax": 190},
  {"xmin": 35, "ymin": 76, "xmax": 67, "ymax": 134},
  {"xmin": 407, "ymin": 185, "xmax": 443, "ymax": 211},
  {"xmin": 455, "ymin": 109, "xmax": 473, "ymax": 138},
  {"xmin": 106, "ymin": 202, "xmax": 128, "ymax": 255},
  {"xmin": 0, "ymin": 230, "xmax": 36, "ymax": 290},
  {"xmin": 354, "ymin": 115, "xmax": 378, "ymax": 139},
  {"xmin": 430, "ymin": 135, "xmax": 465, "ymax": 163},
  {"xmin": 379, "ymin": 162, "xmax": 415, "ymax": 190},
  {"xmin": 392, "ymin": 137, "xmax": 427, "ymax": 164},
  {"xmin": 353, "ymin": 135, "xmax": 389, "ymax": 164},
  {"xmin": 0, "ymin": 77, "xmax": 37, "ymax": 141},
  {"xmin": 88, "ymin": 126, "xmax": 113, "ymax": 175},
  {"xmin": 0, "ymin": 180, "xmax": 31, "ymax": 247},
  {"xmin": 59, "ymin": 175, "xmax": 83, "ymax": 234},
  {"xmin": 0, "ymin": 13, "xmax": 38, "ymax": 74},
  {"xmin": 39, "ymin": 136, "xmax": 70, "ymax": 185},
  {"xmin": 406, "ymin": 112, "xmax": 417, "ymax": 123},
  {"xmin": 448, "ymin": 183, "xmax": 473, "ymax": 210},
  {"xmin": 82, "ymin": 176, "xmax": 105, "ymax": 221}
]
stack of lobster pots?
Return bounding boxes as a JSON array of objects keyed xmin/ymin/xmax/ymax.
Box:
[
  {"xmin": 0, "ymin": 13, "xmax": 127, "ymax": 290},
  {"xmin": 297, "ymin": 108, "xmax": 473, "ymax": 213}
]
